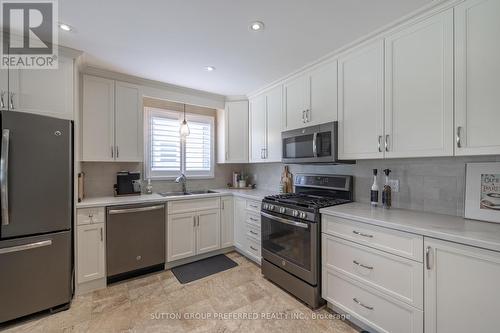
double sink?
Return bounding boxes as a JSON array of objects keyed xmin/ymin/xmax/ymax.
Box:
[{"xmin": 158, "ymin": 190, "xmax": 218, "ymax": 197}]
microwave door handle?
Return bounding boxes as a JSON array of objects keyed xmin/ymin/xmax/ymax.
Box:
[
  {"xmin": 312, "ymin": 132, "xmax": 318, "ymax": 157},
  {"xmin": 1, "ymin": 129, "xmax": 9, "ymax": 226}
]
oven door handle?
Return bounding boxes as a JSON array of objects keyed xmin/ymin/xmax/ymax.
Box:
[{"xmin": 261, "ymin": 212, "xmax": 309, "ymax": 229}]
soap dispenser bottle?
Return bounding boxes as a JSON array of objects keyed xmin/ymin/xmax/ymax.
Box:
[
  {"xmin": 382, "ymin": 169, "xmax": 392, "ymax": 209},
  {"xmin": 370, "ymin": 169, "xmax": 379, "ymax": 207}
]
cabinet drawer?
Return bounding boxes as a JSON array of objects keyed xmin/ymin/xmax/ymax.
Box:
[
  {"xmin": 168, "ymin": 197, "xmax": 220, "ymax": 214},
  {"xmin": 246, "ymin": 211, "xmax": 261, "ymax": 227},
  {"xmin": 77, "ymin": 207, "xmax": 105, "ymax": 225},
  {"xmin": 322, "ymin": 215, "xmax": 423, "ymax": 262},
  {"xmin": 323, "ymin": 269, "xmax": 423, "ymax": 333},
  {"xmin": 246, "ymin": 200, "xmax": 261, "ymax": 213},
  {"xmin": 322, "ymin": 234, "xmax": 423, "ymax": 309},
  {"xmin": 246, "ymin": 221, "xmax": 261, "ymax": 240},
  {"xmin": 246, "ymin": 236, "xmax": 261, "ymax": 258}
]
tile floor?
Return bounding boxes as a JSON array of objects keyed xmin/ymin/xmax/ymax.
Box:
[{"xmin": 1, "ymin": 252, "xmax": 359, "ymax": 333}]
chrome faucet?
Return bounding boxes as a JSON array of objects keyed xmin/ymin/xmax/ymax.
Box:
[{"xmin": 175, "ymin": 173, "xmax": 187, "ymax": 193}]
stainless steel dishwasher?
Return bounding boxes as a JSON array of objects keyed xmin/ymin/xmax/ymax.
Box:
[{"xmin": 106, "ymin": 203, "xmax": 165, "ymax": 282}]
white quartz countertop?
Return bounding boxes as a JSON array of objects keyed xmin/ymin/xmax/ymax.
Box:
[
  {"xmin": 320, "ymin": 202, "xmax": 500, "ymax": 252},
  {"xmin": 76, "ymin": 188, "xmax": 276, "ymax": 209}
]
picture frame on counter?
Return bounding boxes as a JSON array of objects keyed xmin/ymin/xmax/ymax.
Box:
[{"xmin": 465, "ymin": 162, "xmax": 500, "ymax": 223}]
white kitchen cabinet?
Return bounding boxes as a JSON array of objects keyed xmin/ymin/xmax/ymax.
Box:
[
  {"xmin": 424, "ymin": 238, "xmax": 500, "ymax": 333},
  {"xmin": 220, "ymin": 196, "xmax": 234, "ymax": 248},
  {"xmin": 309, "ymin": 60, "xmax": 338, "ymax": 126},
  {"xmin": 249, "ymin": 85, "xmax": 283, "ymax": 163},
  {"xmin": 8, "ymin": 55, "xmax": 74, "ymax": 120},
  {"xmin": 217, "ymin": 100, "xmax": 249, "ymax": 163},
  {"xmin": 249, "ymin": 94, "xmax": 267, "ymax": 162},
  {"xmin": 283, "ymin": 60, "xmax": 337, "ymax": 131},
  {"xmin": 284, "ymin": 73, "xmax": 310, "ymax": 131},
  {"xmin": 455, "ymin": 0, "xmax": 500, "ymax": 156},
  {"xmin": 82, "ymin": 75, "xmax": 115, "ymax": 162},
  {"xmin": 233, "ymin": 197, "xmax": 247, "ymax": 251},
  {"xmin": 114, "ymin": 81, "xmax": 142, "ymax": 162},
  {"xmin": 196, "ymin": 209, "xmax": 221, "ymax": 255},
  {"xmin": 167, "ymin": 212, "xmax": 197, "ymax": 262},
  {"xmin": 384, "ymin": 10, "xmax": 454, "ymax": 158},
  {"xmin": 338, "ymin": 40, "xmax": 385, "ymax": 160},
  {"xmin": 76, "ymin": 223, "xmax": 105, "ymax": 284},
  {"xmin": 82, "ymin": 75, "xmax": 143, "ymax": 162}
]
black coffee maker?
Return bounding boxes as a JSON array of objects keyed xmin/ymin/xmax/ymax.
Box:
[{"xmin": 114, "ymin": 171, "xmax": 141, "ymax": 196}]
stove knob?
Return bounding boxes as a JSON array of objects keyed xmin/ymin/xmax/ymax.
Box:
[
  {"xmin": 269, "ymin": 205, "xmax": 275, "ymax": 211},
  {"xmin": 263, "ymin": 204, "xmax": 268, "ymax": 210},
  {"xmin": 292, "ymin": 210, "xmax": 299, "ymax": 217},
  {"xmin": 279, "ymin": 207, "xmax": 286, "ymax": 214},
  {"xmin": 300, "ymin": 212, "xmax": 307, "ymax": 219}
]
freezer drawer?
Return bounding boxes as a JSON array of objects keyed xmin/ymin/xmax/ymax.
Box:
[
  {"xmin": 106, "ymin": 204, "xmax": 165, "ymax": 278},
  {"xmin": 0, "ymin": 231, "xmax": 72, "ymax": 323}
]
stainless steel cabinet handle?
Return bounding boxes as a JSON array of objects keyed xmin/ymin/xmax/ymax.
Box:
[
  {"xmin": 250, "ymin": 246, "xmax": 258, "ymax": 251},
  {"xmin": 0, "ymin": 91, "xmax": 4, "ymax": 109},
  {"xmin": 353, "ymin": 298, "xmax": 374, "ymax": 310},
  {"xmin": 378, "ymin": 135, "xmax": 382, "ymax": 153},
  {"xmin": 100, "ymin": 227, "xmax": 103, "ymax": 242},
  {"xmin": 193, "ymin": 216, "xmax": 196, "ymax": 227},
  {"xmin": 1, "ymin": 129, "xmax": 10, "ymax": 226},
  {"xmin": 426, "ymin": 246, "xmax": 432, "ymax": 270},
  {"xmin": 456, "ymin": 126, "xmax": 462, "ymax": 148},
  {"xmin": 108, "ymin": 205, "xmax": 164, "ymax": 215},
  {"xmin": 197, "ymin": 216, "xmax": 200, "ymax": 227},
  {"xmin": 249, "ymin": 217, "xmax": 259, "ymax": 222},
  {"xmin": 385, "ymin": 134, "xmax": 389, "ymax": 152},
  {"xmin": 353, "ymin": 260, "xmax": 374, "ymax": 270},
  {"xmin": 249, "ymin": 205, "xmax": 258, "ymax": 209},
  {"xmin": 111, "ymin": 146, "xmax": 114, "ymax": 158},
  {"xmin": 305, "ymin": 109, "xmax": 310, "ymax": 122},
  {"xmin": 302, "ymin": 110, "xmax": 306, "ymax": 123},
  {"xmin": 0, "ymin": 240, "xmax": 52, "ymax": 254},
  {"xmin": 352, "ymin": 230, "xmax": 373, "ymax": 238},
  {"xmin": 221, "ymin": 201, "xmax": 225, "ymax": 210},
  {"xmin": 249, "ymin": 230, "xmax": 258, "ymax": 235},
  {"xmin": 9, "ymin": 92, "xmax": 14, "ymax": 109},
  {"xmin": 116, "ymin": 146, "xmax": 119, "ymax": 158}
]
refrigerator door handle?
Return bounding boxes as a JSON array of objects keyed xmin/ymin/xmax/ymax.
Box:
[
  {"xmin": 1, "ymin": 128, "xmax": 10, "ymax": 226},
  {"xmin": 0, "ymin": 240, "xmax": 52, "ymax": 254}
]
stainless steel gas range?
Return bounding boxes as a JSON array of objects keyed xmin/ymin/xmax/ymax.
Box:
[{"xmin": 261, "ymin": 174, "xmax": 353, "ymax": 308}]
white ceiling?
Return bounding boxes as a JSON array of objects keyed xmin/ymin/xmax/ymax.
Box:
[{"xmin": 59, "ymin": 0, "xmax": 432, "ymax": 96}]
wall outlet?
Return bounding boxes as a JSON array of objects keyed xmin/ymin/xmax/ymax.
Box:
[{"xmin": 388, "ymin": 179, "xmax": 400, "ymax": 192}]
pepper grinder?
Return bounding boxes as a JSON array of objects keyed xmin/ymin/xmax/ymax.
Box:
[{"xmin": 382, "ymin": 169, "xmax": 392, "ymax": 209}]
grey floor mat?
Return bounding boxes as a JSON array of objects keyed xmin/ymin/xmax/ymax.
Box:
[{"xmin": 171, "ymin": 254, "xmax": 238, "ymax": 284}]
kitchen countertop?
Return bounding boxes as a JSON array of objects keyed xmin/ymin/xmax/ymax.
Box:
[
  {"xmin": 320, "ymin": 202, "xmax": 500, "ymax": 253},
  {"xmin": 76, "ymin": 188, "xmax": 276, "ymax": 209}
]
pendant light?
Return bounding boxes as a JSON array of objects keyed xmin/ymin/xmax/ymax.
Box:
[{"xmin": 179, "ymin": 103, "xmax": 190, "ymax": 137}]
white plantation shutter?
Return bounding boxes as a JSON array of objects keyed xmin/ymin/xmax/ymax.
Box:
[{"xmin": 145, "ymin": 107, "xmax": 214, "ymax": 179}]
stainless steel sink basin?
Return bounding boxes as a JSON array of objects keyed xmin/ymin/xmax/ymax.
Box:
[
  {"xmin": 189, "ymin": 190, "xmax": 218, "ymax": 195},
  {"xmin": 158, "ymin": 190, "xmax": 217, "ymax": 197},
  {"xmin": 158, "ymin": 191, "xmax": 192, "ymax": 197}
]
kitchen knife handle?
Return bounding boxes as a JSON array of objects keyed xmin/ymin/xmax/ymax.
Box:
[{"xmin": 1, "ymin": 129, "xmax": 10, "ymax": 226}]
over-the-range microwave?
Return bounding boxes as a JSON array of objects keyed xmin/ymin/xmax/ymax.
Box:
[{"xmin": 281, "ymin": 121, "xmax": 354, "ymax": 164}]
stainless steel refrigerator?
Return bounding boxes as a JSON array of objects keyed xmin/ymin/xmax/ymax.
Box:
[{"xmin": 0, "ymin": 111, "xmax": 73, "ymax": 324}]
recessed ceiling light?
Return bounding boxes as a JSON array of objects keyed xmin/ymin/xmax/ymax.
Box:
[
  {"xmin": 204, "ymin": 66, "xmax": 215, "ymax": 72},
  {"xmin": 250, "ymin": 21, "xmax": 264, "ymax": 31},
  {"xmin": 58, "ymin": 23, "xmax": 73, "ymax": 32}
]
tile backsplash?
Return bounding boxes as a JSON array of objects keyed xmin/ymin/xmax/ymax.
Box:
[
  {"xmin": 243, "ymin": 155, "xmax": 500, "ymax": 217},
  {"xmin": 81, "ymin": 162, "xmax": 244, "ymax": 197}
]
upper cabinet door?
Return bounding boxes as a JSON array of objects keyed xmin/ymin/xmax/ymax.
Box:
[
  {"xmin": 455, "ymin": 0, "xmax": 500, "ymax": 156},
  {"xmin": 309, "ymin": 60, "xmax": 338, "ymax": 126},
  {"xmin": 249, "ymin": 94, "xmax": 267, "ymax": 163},
  {"xmin": 266, "ymin": 85, "xmax": 283, "ymax": 162},
  {"xmin": 284, "ymin": 73, "xmax": 310, "ymax": 131},
  {"xmin": 115, "ymin": 81, "xmax": 142, "ymax": 162},
  {"xmin": 225, "ymin": 100, "xmax": 249, "ymax": 163},
  {"xmin": 8, "ymin": 55, "xmax": 74, "ymax": 119},
  {"xmin": 384, "ymin": 10, "xmax": 454, "ymax": 158},
  {"xmin": 82, "ymin": 75, "xmax": 115, "ymax": 162},
  {"xmin": 338, "ymin": 40, "xmax": 385, "ymax": 160}
]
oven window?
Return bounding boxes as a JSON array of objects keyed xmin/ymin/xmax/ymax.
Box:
[
  {"xmin": 283, "ymin": 135, "xmax": 314, "ymax": 159},
  {"xmin": 262, "ymin": 217, "xmax": 311, "ymax": 270}
]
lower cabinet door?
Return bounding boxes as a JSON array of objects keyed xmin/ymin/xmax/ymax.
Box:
[
  {"xmin": 77, "ymin": 223, "xmax": 105, "ymax": 283},
  {"xmin": 197, "ymin": 209, "xmax": 221, "ymax": 255},
  {"xmin": 167, "ymin": 212, "xmax": 196, "ymax": 262},
  {"xmin": 220, "ymin": 197, "xmax": 234, "ymax": 248},
  {"xmin": 323, "ymin": 268, "xmax": 423, "ymax": 333},
  {"xmin": 424, "ymin": 238, "xmax": 500, "ymax": 333},
  {"xmin": 233, "ymin": 198, "xmax": 247, "ymax": 251}
]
